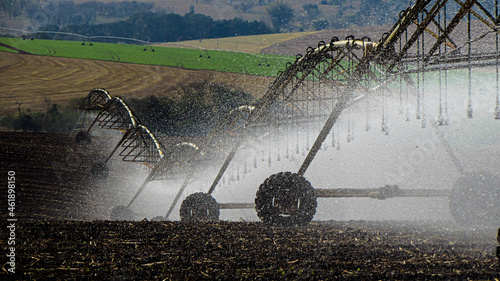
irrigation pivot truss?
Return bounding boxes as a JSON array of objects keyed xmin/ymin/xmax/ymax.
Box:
[
  {"xmin": 73, "ymin": 89, "xmax": 165, "ymax": 177},
  {"xmin": 75, "ymin": 0, "xmax": 500, "ymax": 227}
]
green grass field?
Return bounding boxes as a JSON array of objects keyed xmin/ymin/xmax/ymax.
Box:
[
  {"xmin": 0, "ymin": 37, "xmax": 295, "ymax": 77},
  {"xmin": 0, "ymin": 45, "xmax": 16, "ymax": 53}
]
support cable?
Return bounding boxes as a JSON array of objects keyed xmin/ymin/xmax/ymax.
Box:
[
  {"xmin": 496, "ymin": 0, "xmax": 500, "ymax": 119},
  {"xmin": 405, "ymin": 22, "xmax": 410, "ymax": 122},
  {"xmin": 444, "ymin": 2, "xmax": 449, "ymax": 125},
  {"xmin": 438, "ymin": 10, "xmax": 445, "ymax": 125},
  {"xmin": 365, "ymin": 63, "xmax": 371, "ymax": 131},
  {"xmin": 416, "ymin": 17, "xmax": 421, "ymax": 120},
  {"xmin": 467, "ymin": 10, "xmax": 473, "ymax": 118},
  {"xmin": 399, "ymin": 34, "xmax": 404, "ymax": 115},
  {"xmin": 336, "ymin": 122, "xmax": 340, "ymax": 150},
  {"xmin": 421, "ymin": 10, "xmax": 427, "ymax": 128},
  {"xmin": 381, "ymin": 78, "xmax": 389, "ymax": 135}
]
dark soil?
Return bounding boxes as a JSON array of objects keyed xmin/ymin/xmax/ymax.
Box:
[
  {"xmin": 1, "ymin": 131, "xmax": 499, "ymax": 279},
  {"xmin": 3, "ymin": 220, "xmax": 499, "ymax": 279},
  {"xmin": 0, "ymin": 131, "xmax": 109, "ymax": 220}
]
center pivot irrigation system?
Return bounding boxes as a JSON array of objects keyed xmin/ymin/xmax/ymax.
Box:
[{"xmin": 74, "ymin": 0, "xmax": 500, "ymax": 227}]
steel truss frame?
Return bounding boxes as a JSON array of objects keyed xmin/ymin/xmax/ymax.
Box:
[
  {"xmin": 75, "ymin": 89, "xmax": 165, "ymax": 171},
  {"xmin": 96, "ymin": 0, "xmax": 500, "ymax": 224},
  {"xmin": 161, "ymin": 0, "xmax": 500, "ymax": 220},
  {"xmin": 72, "ymin": 88, "xmax": 112, "ymax": 134}
]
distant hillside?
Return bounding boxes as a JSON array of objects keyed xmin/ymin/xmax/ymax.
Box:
[
  {"xmin": 158, "ymin": 25, "xmax": 392, "ymax": 56},
  {"xmin": 2, "ymin": 0, "xmax": 411, "ymax": 38},
  {"xmin": 70, "ymin": 0, "xmax": 340, "ymax": 23},
  {"xmin": 69, "ymin": 0, "xmax": 409, "ymax": 31}
]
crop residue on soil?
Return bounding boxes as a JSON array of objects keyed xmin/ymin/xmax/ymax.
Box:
[
  {"xmin": 5, "ymin": 220, "xmax": 499, "ymax": 279},
  {"xmin": 1, "ymin": 132, "xmax": 499, "ymax": 279}
]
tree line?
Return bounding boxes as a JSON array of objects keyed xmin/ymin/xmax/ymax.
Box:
[
  {"xmin": 0, "ymin": 99, "xmax": 81, "ymax": 133},
  {"xmin": 57, "ymin": 12, "xmax": 272, "ymax": 42},
  {"xmin": 127, "ymin": 81, "xmax": 255, "ymax": 137}
]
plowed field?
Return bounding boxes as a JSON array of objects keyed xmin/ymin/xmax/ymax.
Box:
[
  {"xmin": 0, "ymin": 52, "xmax": 273, "ymax": 115},
  {"xmin": 1, "ymin": 132, "xmax": 499, "ymax": 279}
]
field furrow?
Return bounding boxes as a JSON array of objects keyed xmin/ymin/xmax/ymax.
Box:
[{"xmin": 0, "ymin": 52, "xmax": 274, "ymax": 115}]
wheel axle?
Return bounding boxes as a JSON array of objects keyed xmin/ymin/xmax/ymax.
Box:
[{"xmin": 217, "ymin": 186, "xmax": 451, "ymax": 211}]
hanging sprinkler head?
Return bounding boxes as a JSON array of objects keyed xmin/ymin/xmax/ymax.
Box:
[
  {"xmin": 466, "ymin": 104, "xmax": 473, "ymax": 118},
  {"xmin": 437, "ymin": 114, "xmax": 444, "ymax": 126},
  {"xmin": 381, "ymin": 123, "xmax": 389, "ymax": 135}
]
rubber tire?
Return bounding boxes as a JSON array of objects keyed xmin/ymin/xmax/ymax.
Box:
[
  {"xmin": 110, "ymin": 205, "xmax": 134, "ymax": 221},
  {"xmin": 449, "ymin": 172, "xmax": 500, "ymax": 227},
  {"xmin": 180, "ymin": 192, "xmax": 220, "ymax": 222},
  {"xmin": 75, "ymin": 130, "xmax": 92, "ymax": 145},
  {"xmin": 255, "ymin": 172, "xmax": 317, "ymax": 226},
  {"xmin": 90, "ymin": 162, "xmax": 109, "ymax": 179}
]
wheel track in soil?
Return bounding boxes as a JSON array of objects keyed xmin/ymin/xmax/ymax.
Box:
[
  {"xmin": 42, "ymin": 44, "xmax": 56, "ymax": 56},
  {"xmin": 106, "ymin": 50, "xmax": 120, "ymax": 62}
]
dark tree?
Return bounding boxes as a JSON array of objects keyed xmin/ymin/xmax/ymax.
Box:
[
  {"xmin": 312, "ymin": 18, "xmax": 328, "ymax": 31},
  {"xmin": 60, "ymin": 12, "xmax": 272, "ymax": 42},
  {"xmin": 238, "ymin": 0, "xmax": 255, "ymax": 13},
  {"xmin": 266, "ymin": 1, "xmax": 294, "ymax": 31},
  {"xmin": 302, "ymin": 4, "xmax": 319, "ymax": 16}
]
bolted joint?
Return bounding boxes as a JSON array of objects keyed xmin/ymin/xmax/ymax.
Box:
[{"xmin": 373, "ymin": 185, "xmax": 400, "ymax": 200}]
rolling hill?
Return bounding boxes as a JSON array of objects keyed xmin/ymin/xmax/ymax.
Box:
[
  {"xmin": 0, "ymin": 51, "xmax": 274, "ymax": 115},
  {"xmin": 0, "ymin": 22, "xmax": 394, "ymax": 116}
]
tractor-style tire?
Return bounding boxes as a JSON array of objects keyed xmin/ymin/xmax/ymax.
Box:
[
  {"xmin": 110, "ymin": 205, "xmax": 134, "ymax": 221},
  {"xmin": 255, "ymin": 172, "xmax": 317, "ymax": 226},
  {"xmin": 75, "ymin": 130, "xmax": 92, "ymax": 145},
  {"xmin": 180, "ymin": 192, "xmax": 220, "ymax": 222},
  {"xmin": 449, "ymin": 172, "xmax": 500, "ymax": 226}
]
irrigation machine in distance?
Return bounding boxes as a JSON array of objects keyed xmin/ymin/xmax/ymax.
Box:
[{"xmin": 74, "ymin": 0, "xmax": 500, "ymax": 234}]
